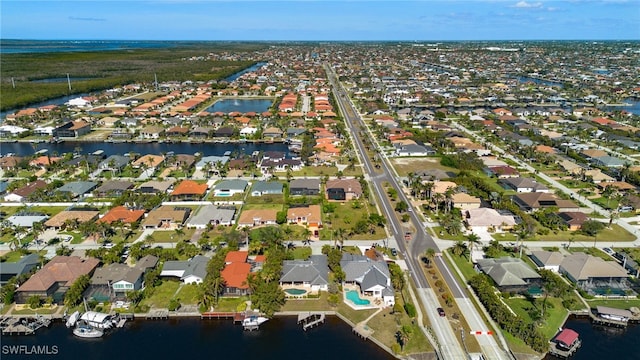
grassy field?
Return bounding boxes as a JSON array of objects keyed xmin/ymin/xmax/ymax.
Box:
[
  {"xmin": 175, "ymin": 284, "xmax": 200, "ymax": 305},
  {"xmin": 141, "ymin": 281, "xmax": 181, "ymax": 308},
  {"xmin": 390, "ymin": 157, "xmax": 458, "ymax": 177},
  {"xmin": 320, "ymin": 200, "xmax": 386, "ymax": 240},
  {"xmin": 149, "ymin": 228, "xmax": 196, "ymax": 243},
  {"xmin": 503, "ymin": 297, "xmax": 568, "ymax": 340},
  {"xmin": 585, "ymin": 298, "xmax": 640, "ymax": 310},
  {"xmin": 213, "ymin": 297, "xmax": 249, "ymax": 312}
]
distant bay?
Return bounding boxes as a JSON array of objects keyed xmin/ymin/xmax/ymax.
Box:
[{"xmin": 0, "ymin": 40, "xmax": 178, "ymax": 54}]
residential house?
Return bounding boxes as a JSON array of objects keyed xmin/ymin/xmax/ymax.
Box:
[
  {"xmin": 98, "ymin": 155, "xmax": 130, "ymax": 173},
  {"xmin": 94, "ymin": 180, "xmax": 134, "ymax": 197},
  {"xmin": 221, "ymin": 251, "xmax": 251, "ymax": 296},
  {"xmin": 559, "ymin": 252, "xmax": 629, "ymax": 292},
  {"xmin": 511, "ymin": 192, "xmax": 578, "ymax": 213},
  {"xmin": 557, "ymin": 212, "xmax": 589, "ymax": 231},
  {"xmin": 186, "ymin": 205, "xmax": 236, "ymax": 228},
  {"xmin": 44, "ymin": 210, "xmax": 100, "ymax": 230},
  {"xmin": 97, "ymin": 206, "xmax": 146, "ymax": 226},
  {"xmin": 0, "ymin": 253, "xmax": 40, "ymax": 286},
  {"xmin": 263, "ymin": 127, "xmax": 283, "ymax": 139},
  {"xmin": 465, "ymin": 208, "xmax": 516, "ymax": 232},
  {"xmin": 289, "ymin": 178, "xmax": 321, "ymax": 196},
  {"xmin": 4, "ymin": 180, "xmax": 47, "ymax": 202},
  {"xmin": 6, "ymin": 211, "xmax": 49, "ymax": 229},
  {"xmin": 170, "ymin": 180, "xmax": 208, "ymax": 201},
  {"xmin": 485, "ymin": 165, "xmax": 520, "ymax": 179},
  {"xmin": 140, "ymin": 126, "xmax": 164, "ymax": 139},
  {"xmin": 451, "ymin": 193, "xmax": 481, "ymax": 211},
  {"xmin": 56, "ymin": 181, "xmax": 98, "ymax": 199},
  {"xmin": 499, "ymin": 177, "xmax": 549, "ymax": 193},
  {"xmin": 326, "ymin": 178, "xmax": 363, "ymax": 201},
  {"xmin": 530, "ymin": 251, "xmax": 566, "ymax": 273},
  {"xmin": 340, "ymin": 254, "xmax": 395, "ymax": 307},
  {"xmin": 237, "ymin": 209, "xmax": 278, "ymax": 228},
  {"xmin": 394, "ymin": 143, "xmax": 436, "ymax": 157},
  {"xmin": 280, "ymin": 255, "xmax": 330, "ymax": 292},
  {"xmin": 250, "ymin": 181, "xmax": 284, "ymax": 197},
  {"xmin": 161, "ymin": 255, "xmax": 210, "ymax": 284},
  {"xmin": 287, "ymin": 205, "xmax": 322, "ymax": 237},
  {"xmin": 137, "ymin": 179, "xmax": 175, "ymax": 194},
  {"xmin": 52, "ymin": 120, "xmax": 91, "ymax": 138},
  {"xmin": 15, "ymin": 256, "xmax": 99, "ymax": 304},
  {"xmin": 141, "ymin": 206, "xmax": 190, "ymax": 230},
  {"xmin": 89, "ymin": 255, "xmax": 158, "ymax": 300},
  {"xmin": 213, "ymin": 179, "xmax": 248, "ymax": 197},
  {"xmin": 475, "ymin": 257, "xmax": 542, "ymax": 293}
]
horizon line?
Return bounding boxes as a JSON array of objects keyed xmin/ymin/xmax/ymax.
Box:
[{"xmin": 2, "ymin": 38, "xmax": 640, "ymax": 42}]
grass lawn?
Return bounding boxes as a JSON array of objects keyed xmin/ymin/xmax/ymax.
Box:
[
  {"xmin": 281, "ymin": 292, "xmax": 334, "ymax": 312},
  {"xmin": 175, "ymin": 284, "xmax": 200, "ymax": 305},
  {"xmin": 245, "ymin": 194, "xmax": 285, "ymax": 205},
  {"xmin": 142, "ymin": 281, "xmax": 181, "ymax": 308},
  {"xmin": 558, "ymin": 179, "xmax": 595, "ymax": 189},
  {"xmin": 367, "ymin": 307, "xmax": 432, "ymax": 355},
  {"xmin": 289, "ymin": 246, "xmax": 312, "ymax": 259},
  {"xmin": 566, "ymin": 247, "xmax": 612, "ymax": 260},
  {"xmin": 11, "ymin": 305, "xmax": 59, "ymax": 315},
  {"xmin": 149, "ymin": 228, "xmax": 196, "ymax": 243},
  {"xmin": 336, "ymin": 301, "xmax": 377, "ymax": 324},
  {"xmin": 492, "ymin": 233, "xmax": 519, "ymax": 242},
  {"xmin": 214, "ymin": 297, "xmax": 249, "ymax": 312},
  {"xmin": 446, "ymin": 251, "xmax": 478, "ymax": 283},
  {"xmin": 241, "ymin": 203, "xmax": 284, "ymax": 211},
  {"xmin": 591, "ymin": 196, "xmax": 620, "ymax": 211},
  {"xmin": 503, "ymin": 297, "xmax": 568, "ymax": 340},
  {"xmin": 321, "ymin": 201, "xmax": 386, "ymax": 240},
  {"xmin": 432, "ymin": 226, "xmax": 467, "ymax": 241},
  {"xmin": 585, "ymin": 298, "xmax": 640, "ymax": 310},
  {"xmin": 0, "ymin": 250, "xmax": 32, "ymax": 262},
  {"xmin": 390, "ymin": 158, "xmax": 458, "ymax": 177},
  {"xmin": 501, "ymin": 331, "xmax": 539, "ymax": 355}
]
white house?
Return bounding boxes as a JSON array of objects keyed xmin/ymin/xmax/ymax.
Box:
[{"xmin": 160, "ymin": 255, "xmax": 210, "ymax": 284}]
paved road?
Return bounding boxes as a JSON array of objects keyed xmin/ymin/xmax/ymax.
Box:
[{"xmin": 327, "ymin": 65, "xmax": 512, "ymax": 360}]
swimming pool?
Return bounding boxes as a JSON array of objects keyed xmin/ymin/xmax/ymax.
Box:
[
  {"xmin": 346, "ymin": 290, "xmax": 370, "ymax": 305},
  {"xmin": 285, "ymin": 288, "xmax": 307, "ymax": 295}
]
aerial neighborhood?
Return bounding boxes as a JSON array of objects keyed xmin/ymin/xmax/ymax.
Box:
[{"xmin": 1, "ymin": 41, "xmax": 640, "ymax": 359}]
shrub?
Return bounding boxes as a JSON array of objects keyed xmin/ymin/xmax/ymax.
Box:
[
  {"xmin": 168, "ymin": 298, "xmax": 181, "ymax": 311},
  {"xmin": 404, "ymin": 303, "xmax": 416, "ymax": 317}
]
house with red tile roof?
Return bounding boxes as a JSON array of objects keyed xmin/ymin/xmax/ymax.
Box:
[
  {"xmin": 170, "ymin": 180, "xmax": 208, "ymax": 201},
  {"xmin": 221, "ymin": 251, "xmax": 251, "ymax": 296},
  {"xmin": 15, "ymin": 256, "xmax": 99, "ymax": 304},
  {"xmin": 97, "ymin": 206, "xmax": 146, "ymax": 225}
]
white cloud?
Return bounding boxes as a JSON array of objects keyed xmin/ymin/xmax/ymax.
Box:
[{"xmin": 512, "ymin": 1, "xmax": 543, "ymax": 8}]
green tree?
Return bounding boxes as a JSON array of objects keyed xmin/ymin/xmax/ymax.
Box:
[{"xmin": 64, "ymin": 274, "xmax": 90, "ymax": 307}]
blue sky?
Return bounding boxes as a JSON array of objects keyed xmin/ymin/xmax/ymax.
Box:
[{"xmin": 2, "ymin": 1, "xmax": 639, "ymax": 41}]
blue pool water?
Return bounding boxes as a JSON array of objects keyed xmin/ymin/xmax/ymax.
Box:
[
  {"xmin": 346, "ymin": 290, "xmax": 370, "ymax": 305},
  {"xmin": 285, "ymin": 288, "xmax": 307, "ymax": 295}
]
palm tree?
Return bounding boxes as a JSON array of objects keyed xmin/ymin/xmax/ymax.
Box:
[
  {"xmin": 451, "ymin": 241, "xmax": 468, "ymax": 258},
  {"xmin": 465, "ymin": 233, "xmax": 481, "ymax": 253},
  {"xmin": 423, "ymin": 248, "xmax": 436, "ymax": 268}
]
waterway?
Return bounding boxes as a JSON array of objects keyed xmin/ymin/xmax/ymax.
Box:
[
  {"xmin": 0, "ymin": 141, "xmax": 290, "ymax": 158},
  {"xmin": 543, "ymin": 316, "xmax": 640, "ymax": 360},
  {"xmin": 224, "ymin": 62, "xmax": 267, "ymax": 82},
  {"xmin": 1, "ymin": 316, "xmax": 395, "ymax": 360},
  {"xmin": 207, "ymin": 99, "xmax": 273, "ymax": 114}
]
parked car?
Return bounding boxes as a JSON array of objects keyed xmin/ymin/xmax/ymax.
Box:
[
  {"xmin": 437, "ymin": 307, "xmax": 446, "ymax": 317},
  {"xmin": 390, "ymin": 248, "xmax": 398, "ymax": 256},
  {"xmin": 603, "ymin": 247, "xmax": 614, "ymax": 255}
]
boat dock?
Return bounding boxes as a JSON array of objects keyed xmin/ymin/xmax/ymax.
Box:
[
  {"xmin": 353, "ymin": 323, "xmax": 374, "ymax": 340},
  {"xmin": 548, "ymin": 339, "xmax": 582, "ymax": 359},
  {"xmin": 200, "ymin": 312, "xmax": 245, "ymax": 323},
  {"xmin": 1, "ymin": 316, "xmax": 52, "ymax": 336},
  {"xmin": 297, "ymin": 312, "xmax": 326, "ymax": 331},
  {"xmin": 146, "ymin": 310, "xmax": 169, "ymax": 320},
  {"xmin": 589, "ymin": 306, "xmax": 634, "ymax": 328}
]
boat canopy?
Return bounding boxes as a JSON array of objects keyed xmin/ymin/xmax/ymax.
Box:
[{"xmin": 80, "ymin": 311, "xmax": 111, "ymax": 324}]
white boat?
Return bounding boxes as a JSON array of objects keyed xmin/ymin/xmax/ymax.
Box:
[
  {"xmin": 73, "ymin": 323, "xmax": 103, "ymax": 338},
  {"xmin": 242, "ymin": 316, "xmax": 269, "ymax": 327},
  {"xmin": 65, "ymin": 311, "xmax": 80, "ymax": 328},
  {"xmin": 79, "ymin": 311, "xmax": 115, "ymax": 329}
]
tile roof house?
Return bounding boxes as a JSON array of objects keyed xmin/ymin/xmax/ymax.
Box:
[
  {"xmin": 161, "ymin": 255, "xmax": 210, "ymax": 284},
  {"xmin": 4, "ymin": 180, "xmax": 47, "ymax": 202},
  {"xmin": 141, "ymin": 206, "xmax": 190, "ymax": 230},
  {"xmin": 280, "ymin": 255, "xmax": 330, "ymax": 292},
  {"xmin": 557, "ymin": 212, "xmax": 589, "ymax": 231},
  {"xmin": 558, "ymin": 252, "xmax": 629, "ymax": 290},
  {"xmin": 44, "ymin": 210, "xmax": 100, "ymax": 230},
  {"xmin": 52, "ymin": 120, "xmax": 91, "ymax": 138},
  {"xmin": 530, "ymin": 250, "xmax": 566, "ymax": 273},
  {"xmin": 15, "ymin": 256, "xmax": 99, "ymax": 304},
  {"xmin": 137, "ymin": 179, "xmax": 175, "ymax": 194},
  {"xmin": 287, "ymin": 205, "xmax": 322, "ymax": 238},
  {"xmin": 237, "ymin": 209, "xmax": 279, "ymax": 228},
  {"xmin": 170, "ymin": 180, "xmax": 208, "ymax": 201},
  {"xmin": 475, "ymin": 257, "xmax": 542, "ymax": 293},
  {"xmin": 97, "ymin": 206, "xmax": 146, "ymax": 225},
  {"xmin": 340, "ymin": 254, "xmax": 395, "ymax": 307},
  {"xmin": 186, "ymin": 204, "xmax": 236, "ymax": 228},
  {"xmin": 289, "ymin": 178, "xmax": 321, "ymax": 196},
  {"xmin": 451, "ymin": 193, "xmax": 481, "ymax": 211},
  {"xmin": 465, "ymin": 208, "xmax": 516, "ymax": 231},
  {"xmin": 326, "ymin": 178, "xmax": 362, "ymax": 201},
  {"xmin": 221, "ymin": 251, "xmax": 251, "ymax": 296},
  {"xmin": 511, "ymin": 192, "xmax": 578, "ymax": 213}
]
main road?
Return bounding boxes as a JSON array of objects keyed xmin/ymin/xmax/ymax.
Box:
[{"xmin": 326, "ymin": 65, "xmax": 512, "ymax": 360}]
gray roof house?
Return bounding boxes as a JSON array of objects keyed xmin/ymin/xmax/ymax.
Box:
[
  {"xmin": 160, "ymin": 255, "xmax": 210, "ymax": 284},
  {"xmin": 475, "ymin": 257, "xmax": 542, "ymax": 293},
  {"xmin": 186, "ymin": 205, "xmax": 236, "ymax": 228},
  {"xmin": 213, "ymin": 179, "xmax": 248, "ymax": 197},
  {"xmin": 0, "ymin": 253, "xmax": 40, "ymax": 285},
  {"xmin": 94, "ymin": 180, "xmax": 134, "ymax": 197},
  {"xmin": 591, "ymin": 155, "xmax": 626, "ymax": 168},
  {"xmin": 289, "ymin": 178, "xmax": 321, "ymax": 196},
  {"xmin": 7, "ymin": 212, "xmax": 49, "ymax": 228},
  {"xmin": 499, "ymin": 177, "xmax": 549, "ymax": 193},
  {"xmin": 250, "ymin": 181, "xmax": 284, "ymax": 196},
  {"xmin": 56, "ymin": 181, "xmax": 98, "ymax": 198},
  {"xmin": 394, "ymin": 143, "xmax": 436, "ymax": 157},
  {"xmin": 559, "ymin": 252, "xmax": 629, "ymax": 291},
  {"xmin": 530, "ymin": 251, "xmax": 565, "ymax": 273},
  {"xmin": 89, "ymin": 255, "xmax": 158, "ymax": 300},
  {"xmin": 340, "ymin": 254, "xmax": 395, "ymax": 307},
  {"xmin": 280, "ymin": 255, "xmax": 330, "ymax": 292},
  {"xmin": 98, "ymin": 155, "xmax": 130, "ymax": 171},
  {"xmin": 196, "ymin": 155, "xmax": 230, "ymax": 170}
]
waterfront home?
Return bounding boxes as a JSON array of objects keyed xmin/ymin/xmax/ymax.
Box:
[
  {"xmin": 3, "ymin": 180, "xmax": 47, "ymax": 202},
  {"xmin": 56, "ymin": 181, "xmax": 99, "ymax": 199},
  {"xmin": 559, "ymin": 252, "xmax": 629, "ymax": 294},
  {"xmin": 340, "ymin": 254, "xmax": 395, "ymax": 307},
  {"xmin": 97, "ymin": 206, "xmax": 146, "ymax": 226},
  {"xmin": 98, "ymin": 155, "xmax": 130, "ymax": 173},
  {"xmin": 6, "ymin": 211, "xmax": 49, "ymax": 229},
  {"xmin": 530, "ymin": 251, "xmax": 566, "ymax": 273},
  {"xmin": 141, "ymin": 206, "xmax": 190, "ymax": 230},
  {"xmin": 132, "ymin": 154, "xmax": 165, "ymax": 169},
  {"xmin": 137, "ymin": 179, "xmax": 175, "ymax": 194},
  {"xmin": 465, "ymin": 208, "xmax": 517, "ymax": 233},
  {"xmin": 191, "ymin": 126, "xmax": 214, "ymax": 139},
  {"xmin": 196, "ymin": 155, "xmax": 230, "ymax": 173},
  {"xmin": 325, "ymin": 178, "xmax": 362, "ymax": 201},
  {"xmin": 166, "ymin": 154, "xmax": 196, "ymax": 170},
  {"xmin": 237, "ymin": 209, "xmax": 279, "ymax": 228},
  {"xmin": 213, "ymin": 179, "xmax": 248, "ymax": 197},
  {"xmin": 0, "ymin": 125, "xmax": 28, "ymax": 138},
  {"xmin": 498, "ymin": 177, "xmax": 549, "ymax": 193},
  {"xmin": 0, "ymin": 156, "xmax": 23, "ymax": 171},
  {"xmin": 221, "ymin": 251, "xmax": 251, "ymax": 296},
  {"xmin": 186, "ymin": 204, "xmax": 236, "ymax": 228},
  {"xmin": 259, "ymin": 158, "xmax": 304, "ymax": 172},
  {"xmin": 510, "ymin": 192, "xmax": 579, "ymax": 213},
  {"xmin": 250, "ymin": 181, "xmax": 284, "ymax": 196},
  {"xmin": 15, "ymin": 256, "xmax": 100, "ymax": 304},
  {"xmin": 289, "ymin": 178, "xmax": 321, "ymax": 196},
  {"xmin": 170, "ymin": 180, "xmax": 208, "ymax": 201},
  {"xmin": 52, "ymin": 120, "xmax": 91, "ymax": 138},
  {"xmin": 0, "ymin": 253, "xmax": 40, "ymax": 286},
  {"xmin": 94, "ymin": 180, "xmax": 135, "ymax": 198},
  {"xmin": 215, "ymin": 126, "xmax": 235, "ymax": 138},
  {"xmin": 475, "ymin": 257, "xmax": 542, "ymax": 294},
  {"xmin": 89, "ymin": 256, "xmax": 159, "ymax": 300},
  {"xmin": 140, "ymin": 125, "xmax": 164, "ymax": 139},
  {"xmin": 287, "ymin": 205, "xmax": 322, "ymax": 233},
  {"xmin": 280, "ymin": 255, "xmax": 329, "ymax": 292},
  {"xmin": 44, "ymin": 210, "xmax": 100, "ymax": 230},
  {"xmin": 160, "ymin": 255, "xmax": 210, "ymax": 284}
]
